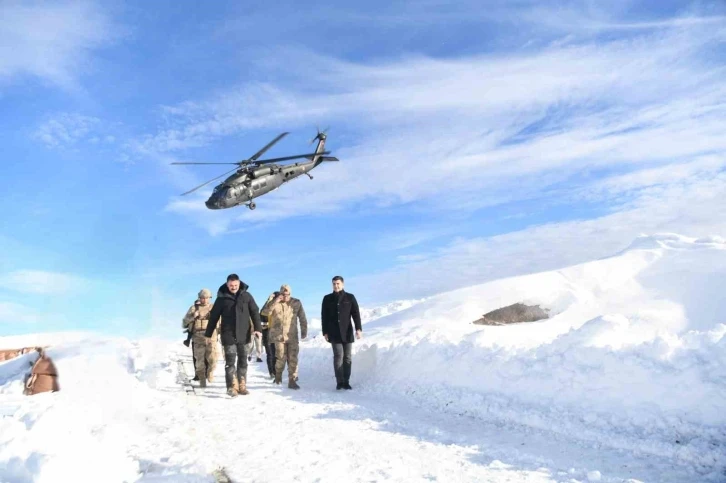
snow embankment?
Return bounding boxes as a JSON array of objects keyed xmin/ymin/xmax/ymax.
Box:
[
  {"xmin": 0, "ymin": 334, "xmax": 212, "ymax": 482},
  {"xmin": 1, "ymin": 233, "xmax": 724, "ymax": 481},
  {"xmin": 302, "ymin": 233, "xmax": 726, "ymax": 479}
]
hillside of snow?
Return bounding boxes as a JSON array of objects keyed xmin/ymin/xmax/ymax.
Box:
[
  {"xmin": 303, "ymin": 234, "xmax": 726, "ymax": 474},
  {"xmin": 1, "ymin": 233, "xmax": 724, "ymax": 482}
]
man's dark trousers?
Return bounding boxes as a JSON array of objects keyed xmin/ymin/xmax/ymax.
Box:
[
  {"xmin": 224, "ymin": 342, "xmax": 249, "ymax": 388},
  {"xmin": 331, "ymin": 343, "xmax": 352, "ymax": 384}
]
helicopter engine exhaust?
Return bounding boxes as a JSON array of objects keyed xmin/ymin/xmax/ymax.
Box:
[{"xmin": 251, "ymin": 166, "xmax": 274, "ymax": 178}]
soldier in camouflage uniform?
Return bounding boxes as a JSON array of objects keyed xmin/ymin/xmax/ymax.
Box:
[
  {"xmin": 182, "ymin": 288, "xmax": 219, "ymax": 388},
  {"xmin": 260, "ymin": 291, "xmax": 279, "ymax": 378},
  {"xmin": 261, "ymin": 284, "xmax": 308, "ymax": 389}
]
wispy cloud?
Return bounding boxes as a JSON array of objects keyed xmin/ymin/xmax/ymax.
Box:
[
  {"xmin": 353, "ymin": 170, "xmax": 726, "ymax": 303},
  {"xmin": 31, "ymin": 112, "xmax": 117, "ymax": 149},
  {"xmin": 123, "ymin": 7, "xmax": 726, "ymax": 235},
  {"xmin": 0, "ymin": 1, "xmax": 118, "ymax": 89},
  {"xmin": 374, "ymin": 225, "xmax": 458, "ymax": 251},
  {"xmin": 141, "ymin": 254, "xmax": 273, "ymax": 278},
  {"xmin": 574, "ymin": 155, "xmax": 725, "ymax": 202},
  {"xmin": 0, "ymin": 301, "xmax": 41, "ymax": 325},
  {"xmin": 0, "ymin": 270, "xmax": 90, "ymax": 295}
]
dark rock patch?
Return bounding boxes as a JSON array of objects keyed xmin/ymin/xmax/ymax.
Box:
[{"xmin": 473, "ymin": 303, "xmax": 549, "ymax": 325}]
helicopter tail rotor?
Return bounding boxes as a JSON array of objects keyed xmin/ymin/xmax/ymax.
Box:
[{"xmin": 309, "ymin": 126, "xmax": 330, "ymax": 144}]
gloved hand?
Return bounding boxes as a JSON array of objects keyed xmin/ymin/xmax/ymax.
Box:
[{"xmin": 183, "ymin": 330, "xmax": 192, "ymax": 347}]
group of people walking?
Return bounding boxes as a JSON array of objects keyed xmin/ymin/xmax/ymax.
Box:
[{"xmin": 181, "ymin": 274, "xmax": 363, "ymax": 397}]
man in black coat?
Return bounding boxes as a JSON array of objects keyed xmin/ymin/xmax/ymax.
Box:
[
  {"xmin": 205, "ymin": 273, "xmax": 262, "ymax": 397},
  {"xmin": 321, "ymin": 275, "xmax": 362, "ymax": 390}
]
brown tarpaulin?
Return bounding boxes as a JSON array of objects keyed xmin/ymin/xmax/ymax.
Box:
[
  {"xmin": 23, "ymin": 349, "xmax": 60, "ymax": 395},
  {"xmin": 0, "ymin": 347, "xmax": 59, "ymax": 395}
]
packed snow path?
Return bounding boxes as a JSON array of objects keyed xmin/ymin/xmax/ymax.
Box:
[{"xmin": 166, "ymin": 346, "xmax": 700, "ymax": 483}]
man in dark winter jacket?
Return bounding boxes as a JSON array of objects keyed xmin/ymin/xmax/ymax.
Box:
[
  {"xmin": 321, "ymin": 275, "xmax": 362, "ymax": 390},
  {"xmin": 205, "ymin": 274, "xmax": 262, "ymax": 397}
]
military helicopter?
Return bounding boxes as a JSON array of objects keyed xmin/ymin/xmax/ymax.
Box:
[{"xmin": 171, "ymin": 130, "xmax": 338, "ymax": 210}]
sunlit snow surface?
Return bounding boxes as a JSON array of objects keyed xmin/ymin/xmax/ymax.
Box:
[{"xmin": 1, "ymin": 234, "xmax": 724, "ymax": 482}]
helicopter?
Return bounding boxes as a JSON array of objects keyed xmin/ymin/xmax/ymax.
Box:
[{"xmin": 171, "ymin": 130, "xmax": 338, "ymax": 210}]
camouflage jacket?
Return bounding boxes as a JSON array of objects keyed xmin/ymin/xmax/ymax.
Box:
[
  {"xmin": 259, "ymin": 292, "xmax": 278, "ymax": 330},
  {"xmin": 262, "ymin": 297, "xmax": 308, "ymax": 343},
  {"xmin": 182, "ymin": 301, "xmax": 216, "ymax": 335}
]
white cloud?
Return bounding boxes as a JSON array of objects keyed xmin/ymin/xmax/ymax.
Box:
[
  {"xmin": 141, "ymin": 254, "xmax": 272, "ymax": 278},
  {"xmin": 0, "ymin": 1, "xmax": 117, "ymax": 89},
  {"xmin": 0, "ymin": 270, "xmax": 89, "ymax": 295},
  {"xmin": 373, "ymin": 226, "xmax": 457, "ymax": 251},
  {"xmin": 0, "ymin": 301, "xmax": 41, "ymax": 325},
  {"xmin": 352, "ymin": 170, "xmax": 726, "ymax": 303},
  {"xmin": 515, "ymin": 4, "xmax": 726, "ymax": 34},
  {"xmin": 141, "ymin": 15, "xmax": 726, "ymax": 234},
  {"xmin": 574, "ymin": 155, "xmax": 725, "ymax": 202},
  {"xmin": 32, "ymin": 113, "xmax": 102, "ymax": 149}
]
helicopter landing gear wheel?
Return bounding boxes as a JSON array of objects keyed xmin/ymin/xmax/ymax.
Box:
[{"xmin": 248, "ymin": 202, "xmax": 256, "ymax": 210}]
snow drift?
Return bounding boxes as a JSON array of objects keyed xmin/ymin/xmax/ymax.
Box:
[
  {"xmin": 1, "ymin": 233, "xmax": 724, "ymax": 481},
  {"xmin": 302, "ymin": 233, "xmax": 726, "ymax": 478}
]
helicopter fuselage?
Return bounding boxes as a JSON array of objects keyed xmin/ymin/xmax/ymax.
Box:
[{"xmin": 205, "ymin": 159, "xmax": 318, "ymax": 210}]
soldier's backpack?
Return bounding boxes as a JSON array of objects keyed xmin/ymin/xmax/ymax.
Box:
[{"xmin": 24, "ymin": 349, "xmax": 60, "ymax": 395}]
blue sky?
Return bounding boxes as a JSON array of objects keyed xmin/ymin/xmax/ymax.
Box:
[{"xmin": 1, "ymin": 0, "xmax": 725, "ymax": 338}]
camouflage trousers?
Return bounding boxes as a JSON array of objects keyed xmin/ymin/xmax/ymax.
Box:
[
  {"xmin": 275, "ymin": 342, "xmax": 299, "ymax": 381},
  {"xmin": 192, "ymin": 333, "xmax": 217, "ymax": 380},
  {"xmin": 245, "ymin": 332, "xmax": 263, "ymax": 359}
]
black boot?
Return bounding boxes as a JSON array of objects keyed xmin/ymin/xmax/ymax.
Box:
[
  {"xmin": 336, "ymin": 382, "xmax": 343, "ymax": 390},
  {"xmin": 343, "ymin": 381, "xmax": 352, "ymax": 390}
]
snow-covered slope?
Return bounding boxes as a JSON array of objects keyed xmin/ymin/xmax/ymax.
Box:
[
  {"xmin": 1, "ymin": 233, "xmax": 724, "ymax": 482},
  {"xmin": 302, "ymin": 233, "xmax": 726, "ymax": 477}
]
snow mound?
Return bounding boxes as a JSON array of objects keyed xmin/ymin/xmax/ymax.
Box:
[
  {"xmin": 303, "ymin": 233, "xmax": 726, "ymax": 479},
  {"xmin": 0, "ymin": 336, "xmax": 212, "ymax": 482}
]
